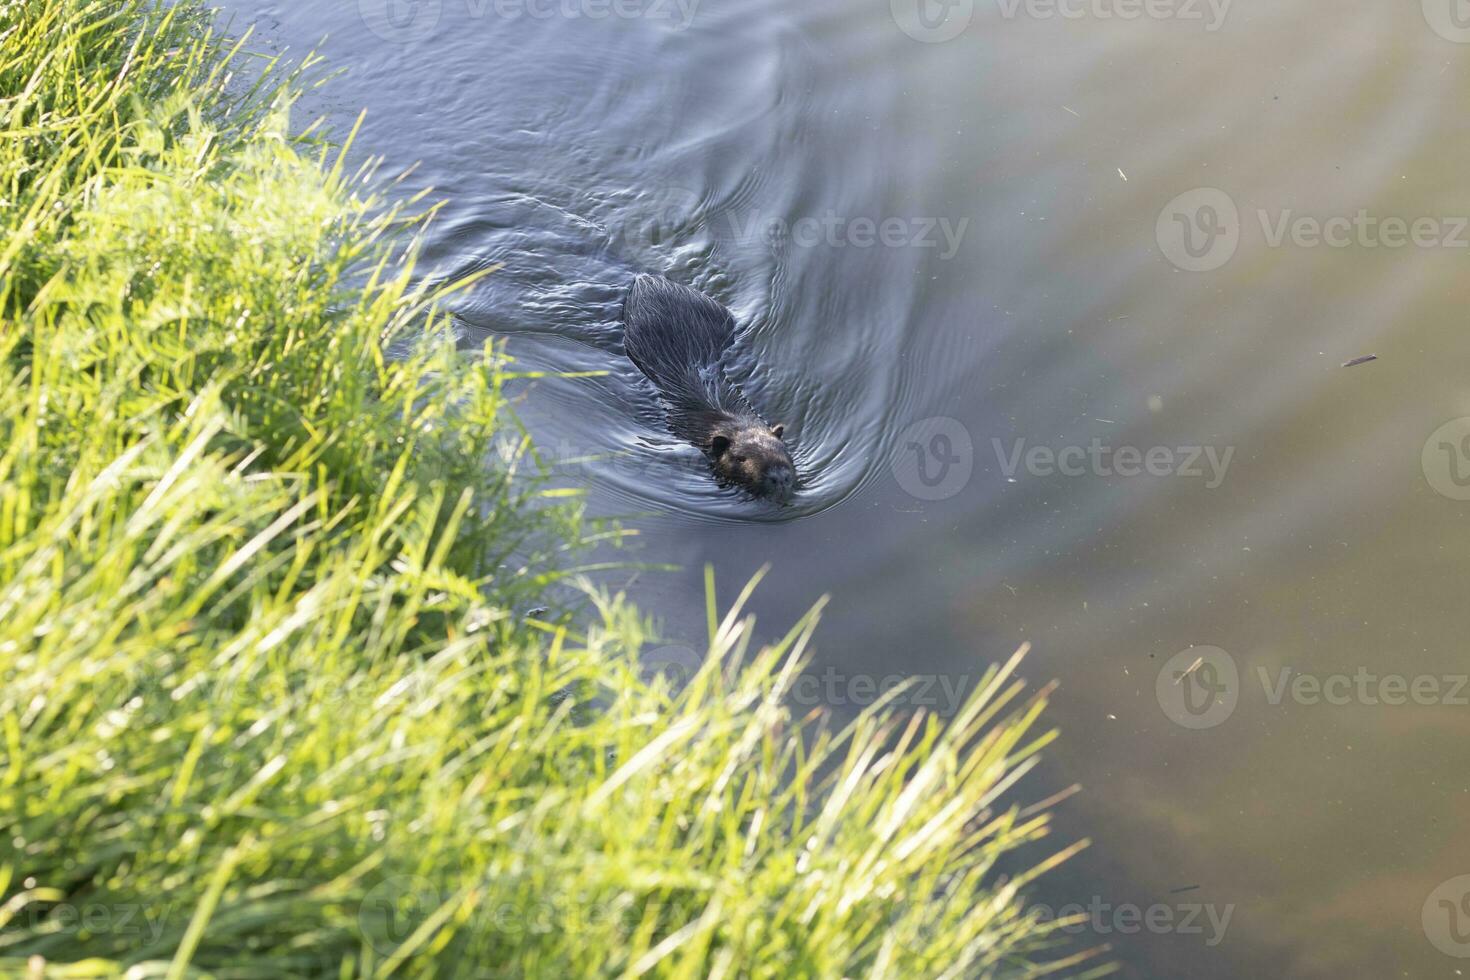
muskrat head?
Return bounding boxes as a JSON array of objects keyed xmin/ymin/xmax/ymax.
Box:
[{"xmin": 708, "ymin": 421, "xmax": 795, "ymax": 500}]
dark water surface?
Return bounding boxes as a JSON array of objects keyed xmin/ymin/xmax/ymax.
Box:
[{"xmin": 222, "ymin": 1, "xmax": 1470, "ymax": 975}]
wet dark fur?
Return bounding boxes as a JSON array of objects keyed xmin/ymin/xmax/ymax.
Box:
[{"xmin": 622, "ymin": 274, "xmax": 795, "ymax": 498}]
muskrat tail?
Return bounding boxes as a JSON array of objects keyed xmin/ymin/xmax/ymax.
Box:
[{"xmin": 621, "ymin": 274, "xmax": 737, "ymax": 391}]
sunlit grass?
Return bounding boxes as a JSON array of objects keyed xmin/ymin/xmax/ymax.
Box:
[{"xmin": 0, "ymin": 2, "xmax": 1101, "ymax": 976}]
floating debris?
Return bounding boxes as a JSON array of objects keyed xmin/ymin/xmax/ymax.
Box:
[
  {"xmin": 1169, "ymin": 884, "xmax": 1202, "ymax": 895},
  {"xmin": 1341, "ymin": 353, "xmax": 1378, "ymax": 368},
  {"xmin": 1174, "ymin": 656, "xmax": 1205, "ymax": 685}
]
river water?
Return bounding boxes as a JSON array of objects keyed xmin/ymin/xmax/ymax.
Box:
[{"xmin": 220, "ymin": 1, "xmax": 1470, "ymax": 975}]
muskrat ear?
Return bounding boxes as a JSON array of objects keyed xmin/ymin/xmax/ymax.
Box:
[
  {"xmin": 771, "ymin": 424, "xmax": 785, "ymax": 439},
  {"xmin": 710, "ymin": 435, "xmax": 731, "ymax": 457}
]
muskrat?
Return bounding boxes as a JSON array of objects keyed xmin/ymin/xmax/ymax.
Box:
[{"xmin": 622, "ymin": 274, "xmax": 796, "ymax": 499}]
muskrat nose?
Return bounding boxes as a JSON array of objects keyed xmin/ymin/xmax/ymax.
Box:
[{"xmin": 765, "ymin": 465, "xmax": 796, "ymax": 497}]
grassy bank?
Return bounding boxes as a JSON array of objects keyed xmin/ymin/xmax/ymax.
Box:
[{"xmin": 0, "ymin": 2, "xmax": 1096, "ymax": 976}]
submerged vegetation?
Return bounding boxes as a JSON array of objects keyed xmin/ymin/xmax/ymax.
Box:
[{"xmin": 0, "ymin": 1, "xmax": 1097, "ymax": 976}]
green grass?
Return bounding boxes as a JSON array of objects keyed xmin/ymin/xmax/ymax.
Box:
[{"xmin": 0, "ymin": 2, "xmax": 1101, "ymax": 976}]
